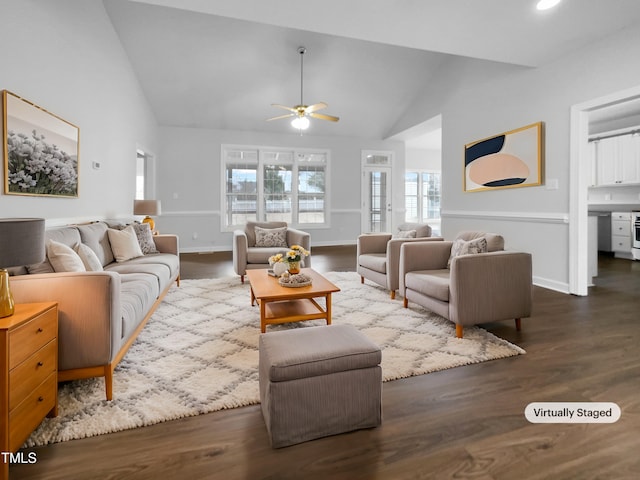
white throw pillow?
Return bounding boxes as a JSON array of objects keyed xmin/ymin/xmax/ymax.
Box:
[
  {"xmin": 447, "ymin": 237, "xmax": 488, "ymax": 268},
  {"xmin": 47, "ymin": 239, "xmax": 86, "ymax": 273},
  {"xmin": 108, "ymin": 225, "xmax": 143, "ymax": 262},
  {"xmin": 75, "ymin": 243, "xmax": 104, "ymax": 271}
]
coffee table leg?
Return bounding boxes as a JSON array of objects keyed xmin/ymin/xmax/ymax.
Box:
[
  {"xmin": 251, "ymin": 287, "xmax": 255, "ymax": 306},
  {"xmin": 261, "ymin": 300, "xmax": 266, "ymax": 333},
  {"xmin": 326, "ymin": 293, "xmax": 332, "ymax": 326}
]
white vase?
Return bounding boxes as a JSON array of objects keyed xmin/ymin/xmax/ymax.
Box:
[{"xmin": 273, "ymin": 262, "xmax": 288, "ymax": 277}]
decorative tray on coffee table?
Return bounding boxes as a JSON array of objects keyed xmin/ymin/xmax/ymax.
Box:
[{"xmin": 278, "ymin": 273, "xmax": 312, "ymax": 288}]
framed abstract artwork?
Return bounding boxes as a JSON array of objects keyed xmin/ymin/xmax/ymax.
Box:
[
  {"xmin": 464, "ymin": 122, "xmax": 543, "ymax": 192},
  {"xmin": 2, "ymin": 90, "xmax": 79, "ymax": 197}
]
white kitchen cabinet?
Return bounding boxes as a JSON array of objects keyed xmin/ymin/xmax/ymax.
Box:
[
  {"xmin": 611, "ymin": 211, "xmax": 632, "ymax": 258},
  {"xmin": 594, "ymin": 134, "xmax": 640, "ymax": 186}
]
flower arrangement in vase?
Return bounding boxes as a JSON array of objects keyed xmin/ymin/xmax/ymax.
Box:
[{"xmin": 269, "ymin": 245, "xmax": 310, "ymax": 275}]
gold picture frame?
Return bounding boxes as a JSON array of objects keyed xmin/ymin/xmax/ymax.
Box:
[
  {"xmin": 2, "ymin": 90, "xmax": 79, "ymax": 197},
  {"xmin": 464, "ymin": 122, "xmax": 543, "ymax": 192}
]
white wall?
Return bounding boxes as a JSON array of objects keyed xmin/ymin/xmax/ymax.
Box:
[
  {"xmin": 390, "ymin": 24, "xmax": 640, "ymax": 293},
  {"xmin": 405, "ymin": 148, "xmax": 441, "ymax": 171},
  {"xmin": 155, "ymin": 126, "xmax": 405, "ymax": 251},
  {"xmin": 0, "ymin": 0, "xmax": 157, "ymax": 223}
]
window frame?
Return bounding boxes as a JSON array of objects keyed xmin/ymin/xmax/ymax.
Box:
[
  {"xmin": 404, "ymin": 169, "xmax": 441, "ymax": 223},
  {"xmin": 221, "ymin": 145, "xmax": 330, "ymax": 232}
]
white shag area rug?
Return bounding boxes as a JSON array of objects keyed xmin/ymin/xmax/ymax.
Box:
[{"xmin": 26, "ymin": 272, "xmax": 525, "ymax": 447}]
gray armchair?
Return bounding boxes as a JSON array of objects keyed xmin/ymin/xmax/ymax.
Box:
[
  {"xmin": 399, "ymin": 232, "xmax": 532, "ymax": 338},
  {"xmin": 233, "ymin": 221, "xmax": 311, "ymax": 283},
  {"xmin": 357, "ymin": 223, "xmax": 442, "ymax": 299}
]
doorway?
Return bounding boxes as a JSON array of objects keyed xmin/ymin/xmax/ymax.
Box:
[
  {"xmin": 569, "ymin": 85, "xmax": 640, "ymax": 295},
  {"xmin": 361, "ymin": 151, "xmax": 393, "ymax": 233}
]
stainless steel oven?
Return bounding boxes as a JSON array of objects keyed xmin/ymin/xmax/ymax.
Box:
[{"xmin": 633, "ymin": 211, "xmax": 640, "ymax": 260}]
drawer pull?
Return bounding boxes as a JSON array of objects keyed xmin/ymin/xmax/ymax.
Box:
[
  {"xmin": 37, "ymin": 361, "xmax": 44, "ymax": 367},
  {"xmin": 37, "ymin": 328, "xmax": 43, "ymax": 333},
  {"xmin": 38, "ymin": 396, "xmax": 44, "ymax": 402}
]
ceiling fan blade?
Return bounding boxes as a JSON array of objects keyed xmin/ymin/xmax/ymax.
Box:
[
  {"xmin": 305, "ymin": 102, "xmax": 328, "ymax": 113},
  {"xmin": 309, "ymin": 112, "xmax": 340, "ymax": 122},
  {"xmin": 267, "ymin": 113, "xmax": 295, "ymax": 122},
  {"xmin": 271, "ymin": 104, "xmax": 297, "ymax": 113}
]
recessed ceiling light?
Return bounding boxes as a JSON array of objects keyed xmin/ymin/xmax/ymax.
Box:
[{"xmin": 536, "ymin": 0, "xmax": 562, "ymax": 10}]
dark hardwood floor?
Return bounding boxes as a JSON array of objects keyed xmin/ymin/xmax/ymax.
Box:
[{"xmin": 11, "ymin": 248, "xmax": 640, "ymax": 480}]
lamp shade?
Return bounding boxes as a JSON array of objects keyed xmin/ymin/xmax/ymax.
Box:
[
  {"xmin": 133, "ymin": 200, "xmax": 161, "ymax": 216},
  {"xmin": 0, "ymin": 218, "xmax": 46, "ymax": 268}
]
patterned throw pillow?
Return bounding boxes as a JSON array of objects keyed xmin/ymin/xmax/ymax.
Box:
[
  {"xmin": 131, "ymin": 223, "xmax": 159, "ymax": 254},
  {"xmin": 447, "ymin": 237, "xmax": 488, "ymax": 268},
  {"xmin": 254, "ymin": 226, "xmax": 288, "ymax": 248},
  {"xmin": 394, "ymin": 229, "xmax": 417, "ymax": 239}
]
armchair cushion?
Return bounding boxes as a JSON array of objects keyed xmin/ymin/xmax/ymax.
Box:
[
  {"xmin": 447, "ymin": 236, "xmax": 488, "ymax": 268},
  {"xmin": 455, "ymin": 231, "xmax": 504, "ymax": 252},
  {"xmin": 394, "ymin": 229, "xmax": 416, "ymax": 239},
  {"xmin": 245, "ymin": 221, "xmax": 288, "ymax": 247},
  {"xmin": 358, "ymin": 253, "xmax": 387, "ymax": 274},
  {"xmin": 404, "ymin": 269, "xmax": 450, "ymax": 302},
  {"xmin": 254, "ymin": 226, "xmax": 288, "ymax": 248},
  {"xmin": 397, "ymin": 223, "xmax": 432, "ymax": 238}
]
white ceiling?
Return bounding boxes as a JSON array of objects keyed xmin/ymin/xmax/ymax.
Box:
[{"xmin": 104, "ymin": 0, "xmax": 640, "ymax": 143}]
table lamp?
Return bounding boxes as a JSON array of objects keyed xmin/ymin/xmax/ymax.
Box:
[
  {"xmin": 133, "ymin": 199, "xmax": 161, "ymax": 231},
  {"xmin": 0, "ymin": 218, "xmax": 46, "ymax": 318}
]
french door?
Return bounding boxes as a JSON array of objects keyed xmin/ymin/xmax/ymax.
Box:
[{"xmin": 361, "ymin": 151, "xmax": 393, "ymax": 233}]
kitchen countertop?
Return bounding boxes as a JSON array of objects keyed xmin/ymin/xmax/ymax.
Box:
[{"xmin": 588, "ymin": 204, "xmax": 640, "ymax": 212}]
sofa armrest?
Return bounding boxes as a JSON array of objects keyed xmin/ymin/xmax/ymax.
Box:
[
  {"xmin": 449, "ymin": 251, "xmax": 532, "ymax": 326},
  {"xmin": 233, "ymin": 229, "xmax": 249, "ymax": 275},
  {"xmin": 153, "ymin": 234, "xmax": 179, "ymax": 255},
  {"xmin": 357, "ymin": 234, "xmax": 392, "ymax": 256},
  {"xmin": 9, "ymin": 271, "xmax": 121, "ymax": 370}
]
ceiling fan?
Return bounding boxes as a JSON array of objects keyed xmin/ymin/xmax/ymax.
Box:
[{"xmin": 267, "ymin": 46, "xmax": 339, "ymax": 130}]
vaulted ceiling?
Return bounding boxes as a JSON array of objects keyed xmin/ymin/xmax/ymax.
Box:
[{"xmin": 103, "ymin": 0, "xmax": 640, "ymax": 142}]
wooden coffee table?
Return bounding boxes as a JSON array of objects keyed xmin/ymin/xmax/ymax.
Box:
[{"xmin": 246, "ymin": 268, "xmax": 341, "ymax": 333}]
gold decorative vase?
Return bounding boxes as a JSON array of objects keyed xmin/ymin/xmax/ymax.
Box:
[
  {"xmin": 288, "ymin": 262, "xmax": 301, "ymax": 274},
  {"xmin": 0, "ymin": 269, "xmax": 15, "ymax": 318}
]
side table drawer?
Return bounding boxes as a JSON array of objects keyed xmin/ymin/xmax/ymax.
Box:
[
  {"xmin": 9, "ymin": 307, "xmax": 57, "ymax": 369},
  {"xmin": 9, "ymin": 373, "xmax": 57, "ymax": 452},
  {"xmin": 9, "ymin": 339, "xmax": 57, "ymax": 410}
]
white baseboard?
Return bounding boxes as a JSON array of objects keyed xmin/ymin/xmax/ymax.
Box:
[{"xmin": 533, "ymin": 276, "xmax": 570, "ymax": 294}]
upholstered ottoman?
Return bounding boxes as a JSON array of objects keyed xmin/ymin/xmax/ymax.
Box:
[{"xmin": 259, "ymin": 324, "xmax": 382, "ymax": 448}]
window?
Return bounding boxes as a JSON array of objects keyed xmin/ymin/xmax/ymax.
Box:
[
  {"xmin": 405, "ymin": 171, "xmax": 441, "ymax": 222},
  {"xmin": 136, "ymin": 150, "xmax": 146, "ymax": 200},
  {"xmin": 222, "ymin": 146, "xmax": 329, "ymax": 229}
]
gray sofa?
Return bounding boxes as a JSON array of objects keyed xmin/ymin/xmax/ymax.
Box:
[
  {"xmin": 399, "ymin": 232, "xmax": 532, "ymax": 338},
  {"xmin": 10, "ymin": 221, "xmax": 180, "ymax": 400}
]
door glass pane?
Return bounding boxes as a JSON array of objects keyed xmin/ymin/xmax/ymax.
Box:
[{"xmin": 368, "ymin": 171, "xmax": 388, "ymax": 232}]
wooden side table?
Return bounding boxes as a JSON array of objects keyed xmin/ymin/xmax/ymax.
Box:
[{"xmin": 1, "ymin": 302, "xmax": 58, "ymax": 480}]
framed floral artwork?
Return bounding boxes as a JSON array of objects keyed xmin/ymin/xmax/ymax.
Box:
[
  {"xmin": 464, "ymin": 122, "xmax": 543, "ymax": 192},
  {"xmin": 2, "ymin": 90, "xmax": 79, "ymax": 197}
]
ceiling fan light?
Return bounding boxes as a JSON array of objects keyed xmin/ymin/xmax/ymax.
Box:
[
  {"xmin": 291, "ymin": 116, "xmax": 310, "ymax": 130},
  {"xmin": 536, "ymin": 0, "xmax": 561, "ymax": 10}
]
